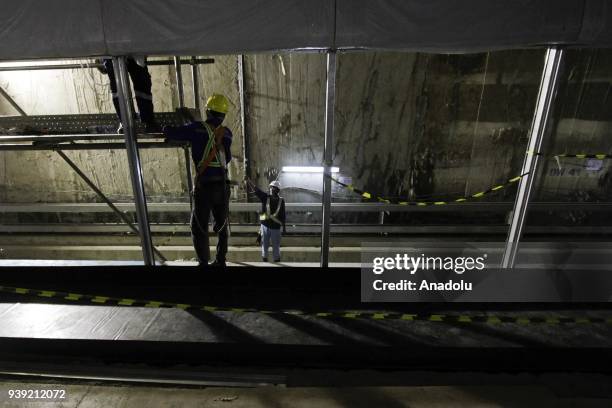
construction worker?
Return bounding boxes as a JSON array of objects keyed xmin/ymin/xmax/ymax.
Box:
[
  {"xmin": 245, "ymin": 178, "xmax": 286, "ymax": 262},
  {"xmin": 163, "ymin": 94, "xmax": 232, "ymax": 267},
  {"xmin": 100, "ymin": 57, "xmax": 161, "ymax": 133}
]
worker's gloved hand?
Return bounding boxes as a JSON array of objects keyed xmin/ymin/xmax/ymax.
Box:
[
  {"xmin": 175, "ymin": 107, "xmax": 195, "ymax": 124},
  {"xmin": 161, "ymin": 125, "xmax": 172, "ymax": 142}
]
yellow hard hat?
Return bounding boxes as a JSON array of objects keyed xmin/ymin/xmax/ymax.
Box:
[{"xmin": 205, "ymin": 94, "xmax": 229, "ymax": 114}]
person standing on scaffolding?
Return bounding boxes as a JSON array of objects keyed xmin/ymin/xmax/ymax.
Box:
[
  {"xmin": 99, "ymin": 57, "xmax": 161, "ymax": 133},
  {"xmin": 244, "ymin": 178, "xmax": 286, "ymax": 262},
  {"xmin": 163, "ymin": 94, "xmax": 233, "ymax": 267}
]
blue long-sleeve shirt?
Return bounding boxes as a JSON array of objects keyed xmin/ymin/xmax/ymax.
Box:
[{"xmin": 163, "ymin": 121, "xmax": 232, "ymax": 181}]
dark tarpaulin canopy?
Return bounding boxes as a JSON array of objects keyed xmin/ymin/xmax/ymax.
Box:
[{"xmin": 1, "ymin": 0, "xmax": 612, "ymax": 60}]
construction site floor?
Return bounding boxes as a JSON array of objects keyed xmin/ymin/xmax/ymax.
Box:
[{"xmin": 0, "ymin": 264, "xmax": 610, "ymax": 377}]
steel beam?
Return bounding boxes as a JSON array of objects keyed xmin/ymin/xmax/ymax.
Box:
[
  {"xmin": 173, "ymin": 57, "xmax": 185, "ymax": 109},
  {"xmin": 0, "ymin": 224, "xmax": 606, "ymax": 235},
  {"xmin": 0, "ymin": 134, "xmax": 164, "ymax": 143},
  {"xmin": 0, "ymin": 86, "xmax": 27, "ymax": 116},
  {"xmin": 0, "ymin": 59, "xmax": 214, "ymax": 72},
  {"xmin": 502, "ymin": 48, "xmax": 564, "ymax": 268},
  {"xmin": 55, "ymin": 151, "xmax": 167, "ymax": 262},
  {"xmin": 321, "ymin": 51, "xmax": 337, "ymax": 267},
  {"xmin": 112, "ymin": 57, "xmax": 156, "ymax": 265},
  {"xmin": 1, "ymin": 201, "xmax": 612, "ymax": 213},
  {"xmin": 0, "ymin": 142, "xmax": 185, "ymax": 151}
]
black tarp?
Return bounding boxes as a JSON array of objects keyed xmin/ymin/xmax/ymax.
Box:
[{"xmin": 1, "ymin": 0, "xmax": 612, "ymax": 60}]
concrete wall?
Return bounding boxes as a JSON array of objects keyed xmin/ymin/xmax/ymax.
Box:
[
  {"xmin": 536, "ymin": 50, "xmax": 612, "ymax": 202},
  {"xmin": 244, "ymin": 53, "xmax": 327, "ymax": 205},
  {"xmin": 244, "ymin": 49, "xmax": 544, "ymax": 223}
]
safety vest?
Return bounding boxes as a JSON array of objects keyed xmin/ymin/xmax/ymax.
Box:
[
  {"xmin": 196, "ymin": 122, "xmax": 225, "ymax": 172},
  {"xmin": 260, "ymin": 196, "xmax": 284, "ymax": 225}
]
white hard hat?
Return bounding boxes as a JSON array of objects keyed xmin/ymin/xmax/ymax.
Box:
[{"xmin": 269, "ymin": 180, "xmax": 281, "ymax": 189}]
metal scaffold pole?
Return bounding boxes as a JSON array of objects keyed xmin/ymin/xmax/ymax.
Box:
[
  {"xmin": 238, "ymin": 54, "xmax": 250, "ymax": 179},
  {"xmin": 190, "ymin": 56, "xmax": 200, "ymax": 110},
  {"xmin": 0, "ymin": 59, "xmax": 214, "ymax": 72},
  {"xmin": 502, "ymin": 47, "xmax": 564, "ymax": 268},
  {"xmin": 174, "ymin": 56, "xmax": 185, "ymax": 108},
  {"xmin": 321, "ymin": 50, "xmax": 337, "ymax": 268},
  {"xmin": 186, "ymin": 57, "xmax": 197, "ymax": 207},
  {"xmin": 184, "ymin": 146, "xmax": 194, "ymax": 210},
  {"xmin": 112, "ymin": 56, "xmax": 156, "ymax": 266}
]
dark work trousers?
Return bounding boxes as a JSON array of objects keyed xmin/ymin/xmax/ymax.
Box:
[
  {"xmin": 102, "ymin": 58, "xmax": 155, "ymax": 124},
  {"xmin": 191, "ymin": 181, "xmax": 230, "ymax": 264}
]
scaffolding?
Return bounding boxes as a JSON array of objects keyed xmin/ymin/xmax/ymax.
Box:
[
  {"xmin": 0, "ymin": 57, "xmax": 214, "ymax": 265},
  {"xmin": 0, "ymin": 48, "xmax": 568, "ymax": 267}
]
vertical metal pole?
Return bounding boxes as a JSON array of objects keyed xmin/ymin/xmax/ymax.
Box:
[
  {"xmin": 190, "ymin": 56, "xmax": 200, "ymax": 110},
  {"xmin": 238, "ymin": 54, "xmax": 250, "ymax": 178},
  {"xmin": 112, "ymin": 56, "xmax": 156, "ymax": 265},
  {"xmin": 174, "ymin": 56, "xmax": 185, "ymax": 108},
  {"xmin": 321, "ymin": 50, "xmax": 337, "ymax": 267},
  {"xmin": 502, "ymin": 48, "xmax": 564, "ymax": 268},
  {"xmin": 184, "ymin": 146, "xmax": 194, "ymax": 210},
  {"xmin": 0, "ymin": 86, "xmax": 27, "ymax": 116},
  {"xmin": 187, "ymin": 55, "xmax": 197, "ymax": 208}
]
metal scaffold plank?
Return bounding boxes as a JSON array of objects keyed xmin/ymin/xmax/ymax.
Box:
[{"xmin": 0, "ymin": 112, "xmax": 185, "ymax": 135}]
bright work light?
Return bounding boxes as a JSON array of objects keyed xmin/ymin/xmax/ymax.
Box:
[{"xmin": 282, "ymin": 166, "xmax": 339, "ymax": 173}]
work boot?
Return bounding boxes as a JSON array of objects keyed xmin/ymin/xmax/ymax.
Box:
[
  {"xmin": 210, "ymin": 259, "xmax": 226, "ymax": 268},
  {"xmin": 262, "ymin": 257, "xmax": 268, "ymax": 262},
  {"xmin": 274, "ymin": 258, "xmax": 281, "ymax": 263}
]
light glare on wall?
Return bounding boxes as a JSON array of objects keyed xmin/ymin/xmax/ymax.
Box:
[{"xmin": 282, "ymin": 166, "xmax": 339, "ymax": 173}]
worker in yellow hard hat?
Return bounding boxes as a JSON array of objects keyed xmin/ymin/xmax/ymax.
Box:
[{"xmin": 163, "ymin": 93, "xmax": 233, "ymax": 268}]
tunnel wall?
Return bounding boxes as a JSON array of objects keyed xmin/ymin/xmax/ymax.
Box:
[{"xmin": 1, "ymin": 50, "xmax": 612, "ymax": 227}]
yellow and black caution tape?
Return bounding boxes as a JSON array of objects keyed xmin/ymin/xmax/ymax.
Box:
[
  {"xmin": 528, "ymin": 150, "xmax": 612, "ymax": 159},
  {"xmin": 329, "ymin": 173, "xmax": 529, "ymax": 206},
  {"xmin": 1, "ymin": 285, "xmax": 610, "ymax": 325},
  {"xmin": 330, "ymin": 151, "xmax": 610, "ymax": 204},
  {"xmin": 553, "ymin": 153, "xmax": 612, "ymax": 159}
]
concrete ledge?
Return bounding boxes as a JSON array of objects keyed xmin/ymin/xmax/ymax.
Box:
[{"xmin": 0, "ymin": 245, "xmax": 362, "ymax": 262}]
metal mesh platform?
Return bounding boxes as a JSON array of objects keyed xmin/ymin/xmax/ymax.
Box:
[{"xmin": 0, "ymin": 112, "xmax": 186, "ymax": 135}]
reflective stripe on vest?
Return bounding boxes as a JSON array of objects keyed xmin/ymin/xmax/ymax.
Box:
[
  {"xmin": 260, "ymin": 196, "xmax": 283, "ymax": 225},
  {"xmin": 196, "ymin": 123, "xmax": 222, "ymax": 171}
]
